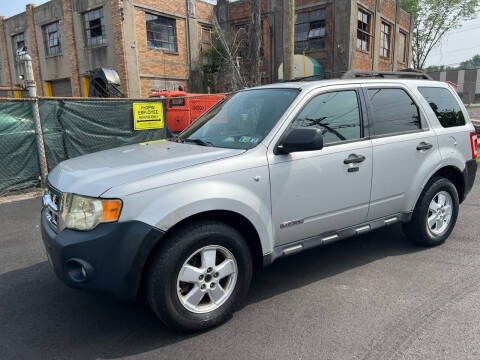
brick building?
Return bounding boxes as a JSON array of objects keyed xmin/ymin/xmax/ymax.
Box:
[
  {"xmin": 217, "ymin": 0, "xmax": 412, "ymax": 83},
  {"xmin": 0, "ymin": 0, "xmax": 216, "ymax": 97}
]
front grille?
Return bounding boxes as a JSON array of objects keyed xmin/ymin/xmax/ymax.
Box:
[{"xmin": 44, "ymin": 184, "xmax": 63, "ymax": 230}]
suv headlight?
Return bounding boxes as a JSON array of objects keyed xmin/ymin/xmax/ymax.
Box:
[{"xmin": 62, "ymin": 194, "xmax": 122, "ymax": 231}]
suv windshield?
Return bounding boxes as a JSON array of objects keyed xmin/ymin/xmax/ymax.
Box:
[{"xmin": 178, "ymin": 88, "xmax": 300, "ymax": 149}]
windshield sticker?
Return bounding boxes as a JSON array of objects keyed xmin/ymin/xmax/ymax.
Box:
[
  {"xmin": 224, "ymin": 137, "xmax": 235, "ymax": 142},
  {"xmin": 250, "ymin": 137, "xmax": 259, "ymax": 144},
  {"xmin": 239, "ymin": 136, "xmax": 251, "ymax": 143}
]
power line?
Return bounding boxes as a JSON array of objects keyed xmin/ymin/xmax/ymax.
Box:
[{"xmin": 429, "ymin": 44, "xmax": 480, "ymax": 56}]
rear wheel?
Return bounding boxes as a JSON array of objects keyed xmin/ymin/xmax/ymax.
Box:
[
  {"xmin": 146, "ymin": 221, "xmax": 253, "ymax": 333},
  {"xmin": 403, "ymin": 177, "xmax": 459, "ymax": 246}
]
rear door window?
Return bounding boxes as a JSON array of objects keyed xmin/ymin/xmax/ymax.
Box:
[
  {"xmin": 292, "ymin": 90, "xmax": 362, "ymax": 145},
  {"xmin": 417, "ymin": 87, "xmax": 465, "ymax": 127},
  {"xmin": 367, "ymin": 88, "xmax": 421, "ymax": 136}
]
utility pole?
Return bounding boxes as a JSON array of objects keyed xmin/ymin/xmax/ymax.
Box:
[
  {"xmin": 249, "ymin": 0, "xmax": 262, "ymax": 86},
  {"xmin": 18, "ymin": 50, "xmax": 48, "ymax": 184},
  {"xmin": 283, "ymin": 0, "xmax": 294, "ymax": 80}
]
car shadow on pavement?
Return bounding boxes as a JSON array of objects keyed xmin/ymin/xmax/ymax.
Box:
[{"xmin": 0, "ymin": 224, "xmax": 426, "ymax": 359}]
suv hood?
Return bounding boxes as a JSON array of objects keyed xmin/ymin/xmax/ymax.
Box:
[{"xmin": 48, "ymin": 140, "xmax": 245, "ymax": 197}]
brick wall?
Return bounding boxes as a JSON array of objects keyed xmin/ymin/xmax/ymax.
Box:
[
  {"xmin": 25, "ymin": 5, "xmax": 43, "ymax": 95},
  {"xmin": 110, "ymin": 0, "xmax": 129, "ymax": 96},
  {"xmin": 380, "ymin": 0, "xmax": 396, "ymax": 21},
  {"xmin": 398, "ymin": 8, "xmax": 410, "ymax": 29},
  {"xmin": 61, "ymin": 0, "xmax": 81, "ymax": 97},
  {"xmin": 196, "ymin": 1, "xmax": 215, "ymax": 21},
  {"xmin": 135, "ymin": 0, "xmax": 186, "ymax": 16},
  {"xmin": 134, "ymin": 4, "xmax": 189, "ymax": 96},
  {"xmin": 353, "ymin": 0, "xmax": 410, "ymax": 71},
  {"xmin": 229, "ymin": 0, "xmax": 251, "ymax": 20}
]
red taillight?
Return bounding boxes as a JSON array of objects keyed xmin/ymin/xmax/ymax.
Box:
[{"xmin": 470, "ymin": 132, "xmax": 478, "ymax": 159}]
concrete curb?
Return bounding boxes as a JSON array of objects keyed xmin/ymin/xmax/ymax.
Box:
[{"xmin": 0, "ymin": 190, "xmax": 42, "ymax": 204}]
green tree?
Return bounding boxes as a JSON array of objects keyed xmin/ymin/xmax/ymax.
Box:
[
  {"xmin": 401, "ymin": 0, "xmax": 480, "ymax": 69},
  {"xmin": 459, "ymin": 54, "xmax": 480, "ymax": 69}
]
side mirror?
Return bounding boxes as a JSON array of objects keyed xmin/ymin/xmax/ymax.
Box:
[{"xmin": 275, "ymin": 128, "xmax": 324, "ymax": 155}]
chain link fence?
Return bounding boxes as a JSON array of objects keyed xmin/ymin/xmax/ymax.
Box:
[{"xmin": 0, "ymin": 97, "xmax": 167, "ymax": 196}]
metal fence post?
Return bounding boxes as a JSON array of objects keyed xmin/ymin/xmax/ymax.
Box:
[{"xmin": 21, "ymin": 52, "xmax": 48, "ymax": 184}]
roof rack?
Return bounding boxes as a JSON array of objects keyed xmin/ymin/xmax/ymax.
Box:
[{"xmin": 342, "ymin": 70, "xmax": 432, "ymax": 80}]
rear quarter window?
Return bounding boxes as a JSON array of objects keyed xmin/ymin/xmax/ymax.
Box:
[{"xmin": 417, "ymin": 87, "xmax": 465, "ymax": 128}]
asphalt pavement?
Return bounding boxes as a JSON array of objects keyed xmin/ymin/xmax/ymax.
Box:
[{"xmin": 1, "ymin": 171, "xmax": 480, "ymax": 360}]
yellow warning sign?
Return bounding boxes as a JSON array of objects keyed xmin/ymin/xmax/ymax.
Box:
[{"xmin": 133, "ymin": 102, "xmax": 164, "ymax": 130}]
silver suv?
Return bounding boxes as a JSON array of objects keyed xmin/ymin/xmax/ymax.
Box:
[{"xmin": 41, "ymin": 75, "xmax": 478, "ymax": 332}]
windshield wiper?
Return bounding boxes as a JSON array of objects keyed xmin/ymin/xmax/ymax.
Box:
[{"xmin": 183, "ymin": 138, "xmax": 214, "ymax": 147}]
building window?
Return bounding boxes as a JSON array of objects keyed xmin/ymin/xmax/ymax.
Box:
[
  {"xmin": 13, "ymin": 33, "xmax": 25, "ymax": 59},
  {"xmin": 201, "ymin": 26, "xmax": 213, "ymax": 51},
  {"xmin": 43, "ymin": 22, "xmax": 61, "ymax": 56},
  {"xmin": 398, "ymin": 32, "xmax": 407, "ymax": 63},
  {"xmin": 234, "ymin": 23, "xmax": 249, "ymax": 59},
  {"xmin": 380, "ymin": 22, "xmax": 391, "ymax": 58},
  {"xmin": 201, "ymin": 26, "xmax": 213, "ymax": 65},
  {"xmin": 146, "ymin": 13, "xmax": 177, "ymax": 52},
  {"xmin": 357, "ymin": 9, "xmax": 371, "ymax": 52},
  {"xmin": 294, "ymin": 8, "xmax": 326, "ymax": 53},
  {"xmin": 84, "ymin": 7, "xmax": 106, "ymax": 47}
]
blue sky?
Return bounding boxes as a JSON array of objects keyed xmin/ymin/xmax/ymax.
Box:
[
  {"xmin": 1, "ymin": 1, "xmax": 49, "ymax": 18},
  {"xmin": 0, "ymin": 0, "xmax": 477, "ymax": 67}
]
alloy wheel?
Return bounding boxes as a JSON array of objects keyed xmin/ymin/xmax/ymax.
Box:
[{"xmin": 176, "ymin": 245, "xmax": 238, "ymax": 313}]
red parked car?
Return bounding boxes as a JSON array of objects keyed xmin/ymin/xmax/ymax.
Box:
[{"xmin": 150, "ymin": 90, "xmax": 225, "ymax": 133}]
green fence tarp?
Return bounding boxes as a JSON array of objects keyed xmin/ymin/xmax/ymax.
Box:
[
  {"xmin": 0, "ymin": 101, "xmax": 40, "ymax": 194},
  {"xmin": 0, "ymin": 98, "xmax": 167, "ymax": 195}
]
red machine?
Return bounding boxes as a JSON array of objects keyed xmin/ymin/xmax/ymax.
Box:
[{"xmin": 150, "ymin": 90, "xmax": 225, "ymax": 133}]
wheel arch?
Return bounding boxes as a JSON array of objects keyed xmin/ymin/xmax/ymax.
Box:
[
  {"xmin": 414, "ymin": 165, "xmax": 466, "ymax": 210},
  {"xmin": 138, "ymin": 210, "xmax": 264, "ymax": 298},
  {"xmin": 430, "ymin": 166, "xmax": 465, "ymax": 202}
]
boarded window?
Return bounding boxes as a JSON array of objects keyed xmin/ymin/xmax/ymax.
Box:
[
  {"xmin": 50, "ymin": 79, "xmax": 73, "ymax": 97},
  {"xmin": 397, "ymin": 32, "xmax": 407, "ymax": 63}
]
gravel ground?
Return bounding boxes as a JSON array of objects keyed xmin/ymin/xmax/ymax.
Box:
[{"xmin": 1, "ymin": 171, "xmax": 480, "ymax": 360}]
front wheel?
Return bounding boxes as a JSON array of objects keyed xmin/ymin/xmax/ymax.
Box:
[
  {"xmin": 403, "ymin": 177, "xmax": 459, "ymax": 246},
  {"xmin": 146, "ymin": 221, "xmax": 253, "ymax": 332}
]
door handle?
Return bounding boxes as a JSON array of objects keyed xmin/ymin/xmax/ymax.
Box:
[
  {"xmin": 344, "ymin": 154, "xmax": 366, "ymax": 164},
  {"xmin": 416, "ymin": 142, "xmax": 433, "ymax": 151}
]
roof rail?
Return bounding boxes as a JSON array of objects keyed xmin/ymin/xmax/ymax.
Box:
[{"xmin": 342, "ymin": 70, "xmax": 433, "ymax": 80}]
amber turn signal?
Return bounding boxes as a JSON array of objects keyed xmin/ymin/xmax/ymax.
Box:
[{"xmin": 101, "ymin": 199, "xmax": 123, "ymax": 222}]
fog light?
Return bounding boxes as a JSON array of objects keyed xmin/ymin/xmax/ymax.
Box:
[{"xmin": 65, "ymin": 258, "xmax": 94, "ymax": 283}]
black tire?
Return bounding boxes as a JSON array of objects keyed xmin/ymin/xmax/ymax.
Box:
[
  {"xmin": 403, "ymin": 177, "xmax": 459, "ymax": 246},
  {"xmin": 146, "ymin": 221, "xmax": 253, "ymax": 333}
]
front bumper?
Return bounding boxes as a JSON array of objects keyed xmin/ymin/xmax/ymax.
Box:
[{"xmin": 40, "ymin": 209, "xmax": 164, "ymax": 300}]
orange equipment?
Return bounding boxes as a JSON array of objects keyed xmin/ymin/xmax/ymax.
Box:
[{"xmin": 150, "ymin": 90, "xmax": 225, "ymax": 133}]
